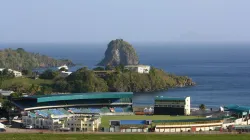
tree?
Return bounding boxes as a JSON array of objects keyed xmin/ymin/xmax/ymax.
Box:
[
  {"xmin": 66, "ymin": 68, "xmax": 108, "ymax": 92},
  {"xmin": 1, "ymin": 69, "xmax": 15, "ymax": 79},
  {"xmin": 2, "ymin": 100, "xmax": 12, "ymax": 111},
  {"xmin": 93, "ymin": 67, "xmax": 105, "ymax": 71},
  {"xmin": 0, "ymin": 93, "xmax": 3, "ymax": 103},
  {"xmin": 199, "ymin": 104, "xmax": 206, "ymax": 111},
  {"xmin": 21, "ymin": 69, "xmax": 31, "ymax": 76},
  {"xmin": 8, "ymin": 83, "xmax": 25, "ymax": 93},
  {"xmin": 16, "ymin": 48, "xmax": 25, "ymax": 52},
  {"xmin": 59, "ymin": 67, "xmax": 68, "ymax": 72},
  {"xmin": 10, "ymin": 92, "xmax": 22, "ymax": 98},
  {"xmin": 28, "ymin": 84, "xmax": 40, "ymax": 95},
  {"xmin": 105, "ymin": 65, "xmax": 113, "ymax": 70},
  {"xmin": 54, "ymin": 80, "xmax": 69, "ymax": 92},
  {"xmin": 39, "ymin": 69, "xmax": 59, "ymax": 79},
  {"xmin": 41, "ymin": 86, "xmax": 53, "ymax": 95}
]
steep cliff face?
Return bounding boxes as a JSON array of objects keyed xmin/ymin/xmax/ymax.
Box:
[{"xmin": 98, "ymin": 39, "xmax": 139, "ymax": 66}]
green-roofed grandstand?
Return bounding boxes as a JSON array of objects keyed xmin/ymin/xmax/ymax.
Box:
[
  {"xmin": 12, "ymin": 92, "xmax": 132, "ymax": 109},
  {"xmin": 12, "ymin": 92, "xmax": 134, "ymax": 116}
]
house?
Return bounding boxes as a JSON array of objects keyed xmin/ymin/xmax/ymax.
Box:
[
  {"xmin": 12, "ymin": 70, "xmax": 22, "ymax": 77},
  {"xmin": 0, "ymin": 89, "xmax": 14, "ymax": 97},
  {"xmin": 58, "ymin": 65, "xmax": 69, "ymax": 70},
  {"xmin": 22, "ymin": 112, "xmax": 101, "ymax": 131},
  {"xmin": 124, "ymin": 65, "xmax": 150, "ymax": 74},
  {"xmin": 59, "ymin": 71, "xmax": 72, "ymax": 78},
  {"xmin": 0, "ymin": 122, "xmax": 5, "ymax": 129},
  {"xmin": 0, "ymin": 68, "xmax": 22, "ymax": 77}
]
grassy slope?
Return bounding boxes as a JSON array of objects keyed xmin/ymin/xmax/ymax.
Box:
[
  {"xmin": 1, "ymin": 77, "xmax": 53, "ymax": 89},
  {"xmin": 101, "ymin": 115, "xmax": 200, "ymax": 128},
  {"xmin": 0, "ymin": 134, "xmax": 249, "ymax": 140}
]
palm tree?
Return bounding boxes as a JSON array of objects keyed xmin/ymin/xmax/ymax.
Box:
[{"xmin": 199, "ymin": 104, "xmax": 206, "ymax": 111}]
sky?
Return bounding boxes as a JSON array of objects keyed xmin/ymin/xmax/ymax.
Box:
[{"xmin": 0, "ymin": 0, "xmax": 250, "ymax": 43}]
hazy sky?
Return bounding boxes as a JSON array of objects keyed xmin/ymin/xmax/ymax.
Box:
[{"xmin": 0, "ymin": 0, "xmax": 250, "ymax": 43}]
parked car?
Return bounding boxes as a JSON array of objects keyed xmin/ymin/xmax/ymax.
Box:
[
  {"xmin": 25, "ymin": 125, "xmax": 33, "ymax": 129},
  {"xmin": 0, "ymin": 128, "xmax": 6, "ymax": 132}
]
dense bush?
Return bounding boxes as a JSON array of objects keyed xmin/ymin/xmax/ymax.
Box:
[{"xmin": 39, "ymin": 69, "xmax": 59, "ymax": 80}]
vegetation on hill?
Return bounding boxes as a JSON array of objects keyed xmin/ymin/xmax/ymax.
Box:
[
  {"xmin": 0, "ymin": 48, "xmax": 74, "ymax": 70},
  {"xmin": 0, "ymin": 66, "xmax": 195, "ymax": 95},
  {"xmin": 66, "ymin": 67, "xmax": 109, "ymax": 92},
  {"xmin": 0, "ymin": 68, "xmax": 15, "ymax": 87},
  {"xmin": 105, "ymin": 66, "xmax": 195, "ymax": 92}
]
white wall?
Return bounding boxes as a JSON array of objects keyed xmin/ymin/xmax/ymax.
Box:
[
  {"xmin": 125, "ymin": 65, "xmax": 150, "ymax": 74},
  {"xmin": 0, "ymin": 123, "xmax": 5, "ymax": 128},
  {"xmin": 185, "ymin": 97, "xmax": 191, "ymax": 115}
]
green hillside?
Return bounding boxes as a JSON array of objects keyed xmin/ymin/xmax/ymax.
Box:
[{"xmin": 0, "ymin": 48, "xmax": 74, "ymax": 70}]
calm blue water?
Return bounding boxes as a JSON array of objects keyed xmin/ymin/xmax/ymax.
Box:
[{"xmin": 1, "ymin": 43, "xmax": 250, "ymax": 108}]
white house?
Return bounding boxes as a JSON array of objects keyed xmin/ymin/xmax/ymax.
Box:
[
  {"xmin": 0, "ymin": 68, "xmax": 22, "ymax": 77},
  {"xmin": 22, "ymin": 112, "xmax": 101, "ymax": 132},
  {"xmin": 0, "ymin": 89, "xmax": 14, "ymax": 97},
  {"xmin": 60, "ymin": 71, "xmax": 72, "ymax": 78},
  {"xmin": 0, "ymin": 122, "xmax": 5, "ymax": 129},
  {"xmin": 58, "ymin": 65, "xmax": 69, "ymax": 70},
  {"xmin": 125, "ymin": 65, "xmax": 151, "ymax": 74}
]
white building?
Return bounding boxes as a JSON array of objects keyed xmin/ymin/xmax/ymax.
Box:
[
  {"xmin": 58, "ymin": 65, "xmax": 69, "ymax": 70},
  {"xmin": 155, "ymin": 120, "xmax": 223, "ymax": 133},
  {"xmin": 0, "ymin": 122, "xmax": 5, "ymax": 129},
  {"xmin": 22, "ymin": 111, "xmax": 101, "ymax": 132},
  {"xmin": 65, "ymin": 115, "xmax": 101, "ymax": 131},
  {"xmin": 0, "ymin": 89, "xmax": 14, "ymax": 97},
  {"xmin": 125, "ymin": 65, "xmax": 150, "ymax": 74},
  {"xmin": 60, "ymin": 71, "xmax": 72, "ymax": 78},
  {"xmin": 154, "ymin": 96, "xmax": 191, "ymax": 116},
  {"xmin": 0, "ymin": 68, "xmax": 22, "ymax": 77}
]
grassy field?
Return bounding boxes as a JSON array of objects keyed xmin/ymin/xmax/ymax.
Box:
[
  {"xmin": 101, "ymin": 115, "xmax": 201, "ymax": 127},
  {"xmin": 1, "ymin": 77, "xmax": 53, "ymax": 89},
  {"xmin": 0, "ymin": 134, "xmax": 249, "ymax": 140}
]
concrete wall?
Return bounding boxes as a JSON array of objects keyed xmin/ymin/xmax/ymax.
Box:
[
  {"xmin": 185, "ymin": 97, "xmax": 191, "ymax": 115},
  {"xmin": 155, "ymin": 122, "xmax": 222, "ymax": 133}
]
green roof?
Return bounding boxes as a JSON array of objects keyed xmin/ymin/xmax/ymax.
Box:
[
  {"xmin": 155, "ymin": 96, "xmax": 186, "ymax": 101},
  {"xmin": 224, "ymin": 104, "xmax": 250, "ymax": 114},
  {"xmin": 24, "ymin": 92, "xmax": 133, "ymax": 103}
]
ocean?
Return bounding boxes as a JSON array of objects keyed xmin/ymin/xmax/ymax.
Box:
[{"xmin": 1, "ymin": 42, "xmax": 250, "ymax": 108}]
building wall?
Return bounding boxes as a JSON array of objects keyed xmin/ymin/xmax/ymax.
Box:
[
  {"xmin": 155, "ymin": 122, "xmax": 222, "ymax": 132},
  {"xmin": 0, "ymin": 68, "xmax": 22, "ymax": 77},
  {"xmin": 185, "ymin": 97, "xmax": 191, "ymax": 115},
  {"xmin": 65, "ymin": 116, "xmax": 101, "ymax": 131},
  {"xmin": 22, "ymin": 115, "xmax": 101, "ymax": 131},
  {"xmin": 125, "ymin": 65, "xmax": 150, "ymax": 74}
]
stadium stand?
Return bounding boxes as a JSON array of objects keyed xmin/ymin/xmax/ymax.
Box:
[{"xmin": 12, "ymin": 92, "xmax": 133, "ymax": 110}]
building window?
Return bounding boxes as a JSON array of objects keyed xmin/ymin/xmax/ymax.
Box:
[{"xmin": 89, "ymin": 124, "xmax": 91, "ymax": 126}]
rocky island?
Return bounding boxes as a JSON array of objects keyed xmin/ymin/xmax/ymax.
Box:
[
  {"xmin": 95, "ymin": 39, "xmax": 195, "ymax": 92},
  {"xmin": 98, "ymin": 39, "xmax": 139, "ymax": 66}
]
